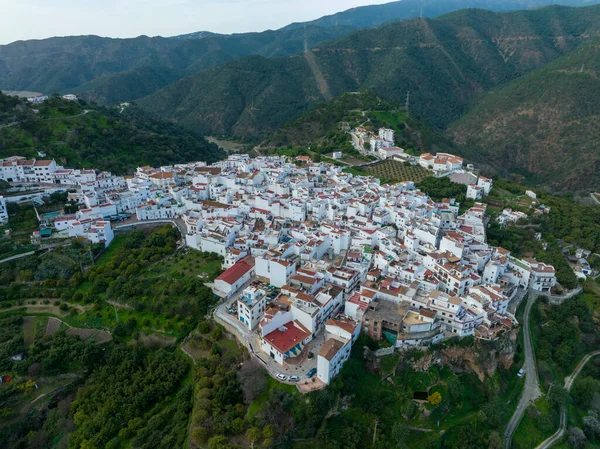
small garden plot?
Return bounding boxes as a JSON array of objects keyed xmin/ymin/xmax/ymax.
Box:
[
  {"xmin": 45, "ymin": 317, "xmax": 61, "ymax": 336},
  {"xmin": 66, "ymin": 328, "xmax": 112, "ymax": 344}
]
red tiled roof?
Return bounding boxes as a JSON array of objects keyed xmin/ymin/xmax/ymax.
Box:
[
  {"xmin": 215, "ymin": 260, "xmax": 253, "ymax": 285},
  {"xmin": 263, "ymin": 320, "xmax": 311, "ymax": 354}
]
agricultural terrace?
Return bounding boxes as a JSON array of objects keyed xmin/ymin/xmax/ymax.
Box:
[{"xmin": 346, "ymin": 160, "xmax": 431, "ymax": 184}]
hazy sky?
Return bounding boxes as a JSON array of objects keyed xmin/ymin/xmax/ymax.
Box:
[{"xmin": 0, "ymin": 0, "xmax": 385, "ymax": 44}]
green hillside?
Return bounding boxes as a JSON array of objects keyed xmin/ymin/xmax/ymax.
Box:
[
  {"xmin": 262, "ymin": 91, "xmax": 453, "ymax": 154},
  {"xmin": 139, "ymin": 5, "xmax": 600, "ymax": 140},
  {"xmin": 448, "ymin": 42, "xmax": 600, "ymax": 191},
  {"xmin": 3, "ymin": 1, "xmax": 597, "ymax": 107},
  {"xmin": 0, "ymin": 26, "xmax": 354, "ymax": 105},
  {"xmin": 0, "ymin": 93, "xmax": 224, "ymax": 174}
]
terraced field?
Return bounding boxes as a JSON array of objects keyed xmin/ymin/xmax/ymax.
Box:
[{"xmin": 360, "ymin": 160, "xmax": 432, "ymax": 184}]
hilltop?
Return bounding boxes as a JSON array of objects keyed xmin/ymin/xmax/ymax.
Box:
[
  {"xmin": 448, "ymin": 42, "xmax": 600, "ymax": 191},
  {"xmin": 262, "ymin": 91, "xmax": 453, "ymax": 154},
  {"xmin": 0, "ymin": 93, "xmax": 224, "ymax": 174},
  {"xmin": 139, "ymin": 5, "xmax": 600, "ymax": 140}
]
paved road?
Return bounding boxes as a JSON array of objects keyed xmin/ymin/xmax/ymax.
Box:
[
  {"xmin": 505, "ymin": 291, "xmax": 542, "ymax": 449},
  {"xmin": 535, "ymin": 351, "xmax": 600, "ymax": 449},
  {"xmin": 0, "ymin": 251, "xmax": 35, "ymax": 265}
]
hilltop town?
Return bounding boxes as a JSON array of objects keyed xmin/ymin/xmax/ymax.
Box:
[{"xmin": 0, "ymin": 147, "xmax": 559, "ymax": 389}]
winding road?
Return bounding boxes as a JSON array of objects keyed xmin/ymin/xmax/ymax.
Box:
[
  {"xmin": 505, "ymin": 291, "xmax": 542, "ymax": 449},
  {"xmin": 535, "ymin": 351, "xmax": 600, "ymax": 449}
]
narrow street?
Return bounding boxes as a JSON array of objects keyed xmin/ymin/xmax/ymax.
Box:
[{"xmin": 505, "ymin": 291, "xmax": 542, "ymax": 449}]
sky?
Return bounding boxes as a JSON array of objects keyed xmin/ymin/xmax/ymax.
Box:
[{"xmin": 0, "ymin": 0, "xmax": 386, "ymax": 44}]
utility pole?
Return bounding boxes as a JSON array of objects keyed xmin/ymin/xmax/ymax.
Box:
[
  {"xmin": 580, "ymin": 63, "xmax": 585, "ymax": 73},
  {"xmin": 405, "ymin": 91, "xmax": 410, "ymax": 114}
]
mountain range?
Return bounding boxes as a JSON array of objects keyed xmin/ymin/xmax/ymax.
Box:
[
  {"xmin": 1, "ymin": 0, "xmax": 597, "ymax": 105},
  {"xmin": 449, "ymin": 41, "xmax": 600, "ymax": 191},
  {"xmin": 2, "ymin": 0, "xmax": 600, "ymax": 191},
  {"xmin": 138, "ymin": 5, "xmax": 600, "ymax": 135}
]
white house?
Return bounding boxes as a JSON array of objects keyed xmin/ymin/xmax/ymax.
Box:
[
  {"xmin": 477, "ymin": 177, "xmax": 493, "ymax": 195},
  {"xmin": 379, "ymin": 128, "xmax": 395, "ymax": 142},
  {"xmin": 237, "ymin": 286, "xmax": 267, "ymax": 330},
  {"xmin": 317, "ymin": 318, "xmax": 359, "ymax": 384},
  {"xmin": 378, "ymin": 147, "xmax": 405, "ymax": 160},
  {"xmin": 214, "ymin": 258, "xmax": 255, "ymax": 298},
  {"xmin": 466, "ymin": 184, "xmax": 484, "ymax": 200}
]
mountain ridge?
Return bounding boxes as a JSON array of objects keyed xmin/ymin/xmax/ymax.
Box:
[
  {"xmin": 448, "ymin": 41, "xmax": 600, "ymax": 191},
  {"xmin": 2, "ymin": 0, "xmax": 599, "ymax": 105},
  {"xmin": 138, "ymin": 5, "xmax": 600, "ymax": 139}
]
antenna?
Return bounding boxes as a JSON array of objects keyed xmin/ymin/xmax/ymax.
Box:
[{"xmin": 420, "ymin": 7, "xmax": 423, "ymax": 19}]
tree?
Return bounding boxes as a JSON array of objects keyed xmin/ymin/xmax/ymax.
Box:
[
  {"xmin": 392, "ymin": 422, "xmax": 409, "ymax": 448},
  {"xmin": 572, "ymin": 376, "xmax": 600, "ymax": 407},
  {"xmin": 427, "ymin": 391, "xmax": 442, "ymax": 406},
  {"xmin": 488, "ymin": 431, "xmax": 502, "ymax": 449},
  {"xmin": 568, "ymin": 427, "xmax": 587, "ymax": 449},
  {"xmin": 239, "ymin": 359, "xmax": 267, "ymax": 403},
  {"xmin": 263, "ymin": 424, "xmax": 277, "ymax": 440},
  {"xmin": 481, "ymin": 397, "xmax": 509, "ymax": 429},
  {"xmin": 583, "ymin": 411, "xmax": 600, "ymax": 439},
  {"xmin": 549, "ymin": 386, "xmax": 571, "ymax": 409},
  {"xmin": 208, "ymin": 435, "xmax": 234, "ymax": 449},
  {"xmin": 247, "ymin": 427, "xmax": 262, "ymax": 447},
  {"xmin": 192, "ymin": 426, "xmax": 210, "ymax": 443}
]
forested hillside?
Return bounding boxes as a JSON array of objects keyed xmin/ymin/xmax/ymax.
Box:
[
  {"xmin": 2, "ymin": 0, "xmax": 597, "ymax": 106},
  {"xmin": 262, "ymin": 91, "xmax": 453, "ymax": 154},
  {"xmin": 0, "ymin": 93, "xmax": 224, "ymax": 174},
  {"xmin": 0, "ymin": 26, "xmax": 354, "ymax": 105},
  {"xmin": 449, "ymin": 42, "xmax": 600, "ymax": 191},
  {"xmin": 139, "ymin": 5, "xmax": 600, "ymax": 140}
]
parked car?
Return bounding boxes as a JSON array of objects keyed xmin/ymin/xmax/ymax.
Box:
[
  {"xmin": 307, "ymin": 368, "xmax": 317, "ymax": 378},
  {"xmin": 289, "ymin": 375, "xmax": 300, "ymax": 382},
  {"xmin": 276, "ymin": 373, "xmax": 287, "ymax": 381},
  {"xmin": 517, "ymin": 368, "xmax": 525, "ymax": 377}
]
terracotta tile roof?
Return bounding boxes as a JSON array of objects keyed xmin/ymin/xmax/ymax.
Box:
[
  {"xmin": 215, "ymin": 260, "xmax": 253, "ymax": 285},
  {"xmin": 263, "ymin": 320, "xmax": 311, "ymax": 354}
]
